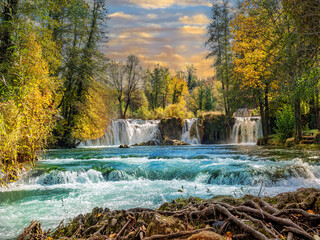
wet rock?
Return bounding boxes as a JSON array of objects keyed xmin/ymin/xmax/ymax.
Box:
[
  {"xmin": 159, "ymin": 117, "xmax": 184, "ymax": 140},
  {"xmin": 119, "ymin": 144, "xmax": 129, "ymax": 148},
  {"xmin": 132, "ymin": 140, "xmax": 158, "ymax": 146},
  {"xmin": 161, "ymin": 138, "xmax": 189, "ymax": 146},
  {"xmin": 200, "ymin": 113, "xmax": 229, "ymax": 144}
]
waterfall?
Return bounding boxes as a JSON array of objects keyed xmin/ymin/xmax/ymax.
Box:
[
  {"xmin": 181, "ymin": 119, "xmax": 200, "ymax": 144},
  {"xmin": 79, "ymin": 119, "xmax": 161, "ymax": 147},
  {"xmin": 231, "ymin": 109, "xmax": 263, "ymax": 144}
]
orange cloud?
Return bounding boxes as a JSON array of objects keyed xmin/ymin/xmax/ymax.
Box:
[
  {"xmin": 179, "ymin": 14, "xmax": 210, "ymax": 25},
  {"xmin": 116, "ymin": 0, "xmax": 211, "ymax": 9},
  {"xmin": 109, "ymin": 12, "xmax": 137, "ymax": 20},
  {"xmin": 180, "ymin": 25, "xmax": 207, "ymax": 35}
]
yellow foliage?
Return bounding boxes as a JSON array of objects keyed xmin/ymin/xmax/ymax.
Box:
[
  {"xmin": 168, "ymin": 76, "xmax": 189, "ymax": 104},
  {"xmin": 163, "ymin": 101, "xmax": 194, "ymax": 119},
  {"xmin": 231, "ymin": 0, "xmax": 279, "ymax": 93},
  {"xmin": 73, "ymin": 80, "xmax": 110, "ymax": 141},
  {"xmin": 0, "ymin": 32, "xmax": 58, "ymax": 186}
]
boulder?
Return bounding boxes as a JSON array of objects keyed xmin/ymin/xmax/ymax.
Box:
[
  {"xmin": 162, "ymin": 138, "xmax": 189, "ymax": 146},
  {"xmin": 119, "ymin": 144, "xmax": 129, "ymax": 148},
  {"xmin": 200, "ymin": 113, "xmax": 229, "ymax": 144},
  {"xmin": 132, "ymin": 140, "xmax": 158, "ymax": 146},
  {"xmin": 159, "ymin": 117, "xmax": 184, "ymax": 141}
]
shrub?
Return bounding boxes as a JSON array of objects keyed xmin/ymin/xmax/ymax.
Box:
[
  {"xmin": 134, "ymin": 106, "xmax": 153, "ymax": 120},
  {"xmin": 164, "ymin": 101, "xmax": 194, "ymax": 119},
  {"xmin": 274, "ymin": 106, "xmax": 295, "ymax": 143}
]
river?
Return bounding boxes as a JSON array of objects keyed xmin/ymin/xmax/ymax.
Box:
[{"xmin": 0, "ymin": 144, "xmax": 320, "ymax": 239}]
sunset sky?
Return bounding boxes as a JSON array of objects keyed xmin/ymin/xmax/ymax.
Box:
[{"xmin": 105, "ymin": 0, "xmax": 217, "ymax": 79}]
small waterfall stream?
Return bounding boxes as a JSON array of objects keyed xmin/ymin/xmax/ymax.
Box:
[
  {"xmin": 231, "ymin": 109, "xmax": 263, "ymax": 144},
  {"xmin": 181, "ymin": 118, "xmax": 200, "ymax": 144},
  {"xmin": 79, "ymin": 119, "xmax": 161, "ymax": 147}
]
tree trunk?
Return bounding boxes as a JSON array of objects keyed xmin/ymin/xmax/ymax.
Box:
[
  {"xmin": 123, "ymin": 98, "xmax": 130, "ymax": 119},
  {"xmin": 258, "ymin": 94, "xmax": 267, "ymax": 139},
  {"xmin": 0, "ymin": 0, "xmax": 18, "ymax": 65},
  {"xmin": 264, "ymin": 86, "xmax": 270, "ymax": 135},
  {"xmin": 315, "ymin": 87, "xmax": 320, "ymax": 130},
  {"xmin": 294, "ymin": 97, "xmax": 302, "ymax": 140}
]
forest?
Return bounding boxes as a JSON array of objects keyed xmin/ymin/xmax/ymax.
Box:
[{"xmin": 0, "ymin": 0, "xmax": 319, "ymax": 185}]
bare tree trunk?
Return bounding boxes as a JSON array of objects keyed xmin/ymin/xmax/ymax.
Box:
[
  {"xmin": 264, "ymin": 86, "xmax": 270, "ymax": 135},
  {"xmin": 294, "ymin": 97, "xmax": 302, "ymax": 140},
  {"xmin": 259, "ymin": 93, "xmax": 267, "ymax": 140},
  {"xmin": 315, "ymin": 87, "xmax": 320, "ymax": 130}
]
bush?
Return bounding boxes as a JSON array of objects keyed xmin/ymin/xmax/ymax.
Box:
[
  {"xmin": 134, "ymin": 106, "xmax": 153, "ymax": 120},
  {"xmin": 274, "ymin": 106, "xmax": 295, "ymax": 143},
  {"xmin": 154, "ymin": 107, "xmax": 165, "ymax": 119},
  {"xmin": 163, "ymin": 101, "xmax": 194, "ymax": 119}
]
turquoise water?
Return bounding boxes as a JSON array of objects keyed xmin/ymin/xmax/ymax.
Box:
[{"xmin": 1, "ymin": 145, "xmax": 320, "ymax": 239}]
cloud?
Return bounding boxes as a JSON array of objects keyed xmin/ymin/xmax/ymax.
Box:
[
  {"xmin": 180, "ymin": 25, "xmax": 207, "ymax": 35},
  {"xmin": 179, "ymin": 14, "xmax": 210, "ymax": 25},
  {"xmin": 147, "ymin": 13, "xmax": 158, "ymax": 19},
  {"xmin": 111, "ymin": 0, "xmax": 211, "ymax": 9},
  {"xmin": 109, "ymin": 12, "xmax": 137, "ymax": 20}
]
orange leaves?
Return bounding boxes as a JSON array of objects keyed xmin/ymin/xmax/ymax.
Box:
[
  {"xmin": 308, "ymin": 210, "xmax": 315, "ymax": 214},
  {"xmin": 225, "ymin": 231, "xmax": 232, "ymax": 240}
]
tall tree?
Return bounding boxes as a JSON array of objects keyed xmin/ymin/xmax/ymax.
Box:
[
  {"xmin": 123, "ymin": 55, "xmax": 143, "ymax": 119},
  {"xmin": 146, "ymin": 64, "xmax": 170, "ymax": 110},
  {"xmin": 206, "ymin": 0, "xmax": 233, "ymax": 116}
]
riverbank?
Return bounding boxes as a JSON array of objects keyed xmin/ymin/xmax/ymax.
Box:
[
  {"xmin": 258, "ymin": 130, "xmax": 320, "ymax": 150},
  {"xmin": 19, "ymin": 188, "xmax": 320, "ymax": 239}
]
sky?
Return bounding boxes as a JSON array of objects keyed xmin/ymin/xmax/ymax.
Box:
[{"xmin": 104, "ymin": 0, "xmax": 216, "ymax": 79}]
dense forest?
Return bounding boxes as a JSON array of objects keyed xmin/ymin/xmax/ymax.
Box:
[{"xmin": 0, "ymin": 0, "xmax": 319, "ymax": 186}]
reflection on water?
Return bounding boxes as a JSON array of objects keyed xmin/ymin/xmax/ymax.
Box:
[{"xmin": 0, "ymin": 145, "xmax": 319, "ymax": 239}]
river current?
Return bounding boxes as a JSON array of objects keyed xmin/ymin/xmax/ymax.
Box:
[{"xmin": 1, "ymin": 145, "xmax": 320, "ymax": 239}]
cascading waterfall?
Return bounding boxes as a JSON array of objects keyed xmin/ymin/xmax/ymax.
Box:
[
  {"xmin": 79, "ymin": 119, "xmax": 161, "ymax": 147},
  {"xmin": 231, "ymin": 109, "xmax": 263, "ymax": 144},
  {"xmin": 181, "ymin": 118, "xmax": 200, "ymax": 144}
]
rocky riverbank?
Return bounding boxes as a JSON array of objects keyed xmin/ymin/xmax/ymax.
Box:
[{"xmin": 19, "ymin": 188, "xmax": 320, "ymax": 240}]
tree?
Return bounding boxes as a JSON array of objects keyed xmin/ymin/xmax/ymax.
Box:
[
  {"xmin": 169, "ymin": 75, "xmax": 189, "ymax": 105},
  {"xmin": 186, "ymin": 64, "xmax": 197, "ymax": 90},
  {"xmin": 123, "ymin": 55, "xmax": 143, "ymax": 119},
  {"xmin": 54, "ymin": 0, "xmax": 109, "ymax": 146},
  {"xmin": 145, "ymin": 64, "xmax": 170, "ymax": 110},
  {"xmin": 231, "ymin": 0, "xmax": 282, "ymax": 139},
  {"xmin": 107, "ymin": 61, "xmax": 126, "ymax": 118},
  {"xmin": 206, "ymin": 0, "xmax": 233, "ymax": 116}
]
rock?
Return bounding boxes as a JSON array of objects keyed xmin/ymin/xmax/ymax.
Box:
[
  {"xmin": 132, "ymin": 140, "xmax": 158, "ymax": 146},
  {"xmin": 119, "ymin": 144, "xmax": 129, "ymax": 148},
  {"xmin": 110, "ymin": 218, "xmax": 117, "ymax": 227},
  {"xmin": 159, "ymin": 117, "xmax": 184, "ymax": 140},
  {"xmin": 146, "ymin": 213, "xmax": 188, "ymax": 236},
  {"xmin": 200, "ymin": 113, "xmax": 229, "ymax": 144},
  {"xmin": 161, "ymin": 138, "xmax": 189, "ymax": 146},
  {"xmin": 187, "ymin": 231, "xmax": 225, "ymax": 240},
  {"xmin": 264, "ymin": 188, "xmax": 320, "ymax": 210}
]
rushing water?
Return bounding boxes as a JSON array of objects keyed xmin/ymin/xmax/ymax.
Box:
[
  {"xmin": 79, "ymin": 119, "xmax": 162, "ymax": 147},
  {"xmin": 1, "ymin": 145, "xmax": 320, "ymax": 239}
]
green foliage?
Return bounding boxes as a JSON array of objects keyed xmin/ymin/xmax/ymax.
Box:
[{"xmin": 274, "ymin": 106, "xmax": 295, "ymax": 143}]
